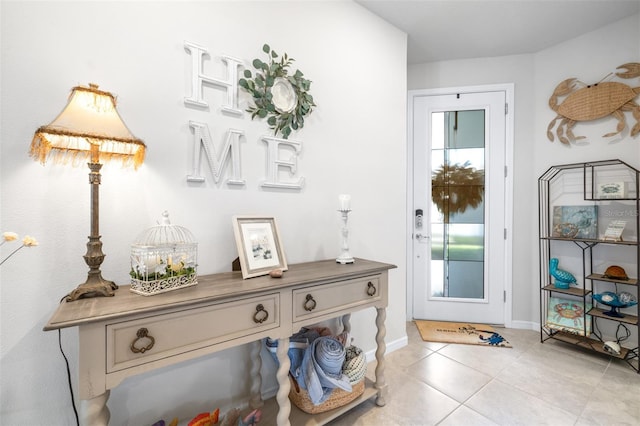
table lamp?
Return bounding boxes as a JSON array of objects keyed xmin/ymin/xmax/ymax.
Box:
[{"xmin": 31, "ymin": 84, "xmax": 146, "ymax": 301}]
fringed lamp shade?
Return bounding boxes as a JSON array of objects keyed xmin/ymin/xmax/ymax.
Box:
[
  {"xmin": 31, "ymin": 84, "xmax": 145, "ymax": 167},
  {"xmin": 32, "ymin": 84, "xmax": 146, "ymax": 301}
]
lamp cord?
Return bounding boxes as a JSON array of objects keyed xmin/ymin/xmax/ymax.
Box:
[
  {"xmin": 616, "ymin": 323, "xmax": 631, "ymax": 344},
  {"xmin": 58, "ymin": 329, "xmax": 80, "ymax": 426}
]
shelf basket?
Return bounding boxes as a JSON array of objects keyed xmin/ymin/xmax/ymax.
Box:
[
  {"xmin": 288, "ymin": 376, "xmax": 364, "ymax": 414},
  {"xmin": 288, "ymin": 343, "xmax": 367, "ymax": 414},
  {"xmin": 130, "ymin": 211, "xmax": 198, "ymax": 296}
]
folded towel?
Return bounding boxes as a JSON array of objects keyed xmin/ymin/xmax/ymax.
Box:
[
  {"xmin": 265, "ymin": 327, "xmax": 331, "ymax": 376},
  {"xmin": 314, "ymin": 337, "xmax": 344, "ymax": 375},
  {"xmin": 299, "ymin": 336, "xmax": 352, "ymax": 404}
]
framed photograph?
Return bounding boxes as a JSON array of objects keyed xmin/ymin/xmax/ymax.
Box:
[
  {"xmin": 232, "ymin": 216, "xmax": 287, "ymax": 279},
  {"xmin": 552, "ymin": 205, "xmax": 598, "ymax": 239}
]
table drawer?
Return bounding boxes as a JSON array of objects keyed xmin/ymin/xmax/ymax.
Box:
[
  {"xmin": 107, "ymin": 293, "xmax": 279, "ymax": 373},
  {"xmin": 293, "ymin": 276, "xmax": 381, "ymax": 322}
]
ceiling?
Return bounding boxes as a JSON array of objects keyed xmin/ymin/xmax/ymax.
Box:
[{"xmin": 355, "ymin": 0, "xmax": 640, "ymax": 64}]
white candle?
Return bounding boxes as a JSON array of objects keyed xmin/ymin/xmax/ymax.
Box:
[{"xmin": 339, "ymin": 194, "xmax": 351, "ymax": 211}]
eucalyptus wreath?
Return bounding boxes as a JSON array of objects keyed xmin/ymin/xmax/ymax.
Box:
[{"xmin": 239, "ymin": 44, "xmax": 316, "ymax": 139}]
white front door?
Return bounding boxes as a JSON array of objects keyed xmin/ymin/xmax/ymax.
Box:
[{"xmin": 410, "ymin": 87, "xmax": 512, "ymax": 324}]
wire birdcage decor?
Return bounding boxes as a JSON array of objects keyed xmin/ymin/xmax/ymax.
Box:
[{"xmin": 130, "ymin": 211, "xmax": 197, "ymax": 296}]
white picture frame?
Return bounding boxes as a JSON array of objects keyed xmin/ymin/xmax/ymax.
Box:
[{"xmin": 232, "ymin": 216, "xmax": 288, "ymax": 279}]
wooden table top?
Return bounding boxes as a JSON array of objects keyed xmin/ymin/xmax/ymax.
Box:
[{"xmin": 44, "ymin": 258, "xmax": 396, "ymax": 331}]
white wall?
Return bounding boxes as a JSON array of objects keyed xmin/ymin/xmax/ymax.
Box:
[
  {"xmin": 408, "ymin": 14, "xmax": 640, "ymax": 331},
  {"xmin": 0, "ymin": 2, "xmax": 407, "ymax": 425},
  {"xmin": 532, "ymin": 14, "xmax": 640, "ymax": 340}
]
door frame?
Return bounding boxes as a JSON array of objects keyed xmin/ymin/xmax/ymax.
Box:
[{"xmin": 406, "ymin": 84, "xmax": 514, "ymax": 327}]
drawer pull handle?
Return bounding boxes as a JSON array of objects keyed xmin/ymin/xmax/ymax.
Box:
[
  {"xmin": 253, "ymin": 304, "xmax": 269, "ymax": 324},
  {"xmin": 367, "ymin": 281, "xmax": 377, "ymax": 296},
  {"xmin": 304, "ymin": 294, "xmax": 317, "ymax": 312},
  {"xmin": 130, "ymin": 328, "xmax": 155, "ymax": 354}
]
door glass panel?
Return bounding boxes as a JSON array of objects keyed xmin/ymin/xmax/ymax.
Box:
[
  {"xmin": 448, "ymin": 110, "xmax": 485, "ymax": 148},
  {"xmin": 447, "ymin": 224, "xmax": 484, "ymax": 262},
  {"xmin": 447, "ymin": 261, "xmax": 484, "ymax": 298},
  {"xmin": 430, "ymin": 110, "xmax": 485, "ymax": 299}
]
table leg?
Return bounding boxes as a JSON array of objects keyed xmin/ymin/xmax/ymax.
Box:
[
  {"xmin": 81, "ymin": 390, "xmax": 110, "ymax": 426},
  {"xmin": 374, "ymin": 307, "xmax": 387, "ymax": 406},
  {"xmin": 275, "ymin": 337, "xmax": 291, "ymax": 426},
  {"xmin": 249, "ymin": 340, "xmax": 264, "ymax": 409},
  {"xmin": 341, "ymin": 313, "xmax": 352, "ymax": 335}
]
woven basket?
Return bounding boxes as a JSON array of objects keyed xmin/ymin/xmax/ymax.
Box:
[
  {"xmin": 288, "ymin": 376, "xmax": 365, "ymax": 414},
  {"xmin": 343, "ymin": 346, "xmax": 367, "ymax": 385}
]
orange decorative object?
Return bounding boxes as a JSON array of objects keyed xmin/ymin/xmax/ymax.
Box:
[
  {"xmin": 604, "ymin": 265, "xmax": 629, "ymax": 280},
  {"xmin": 188, "ymin": 413, "xmax": 211, "ymax": 426},
  {"xmin": 547, "ymin": 63, "xmax": 640, "ymax": 144},
  {"xmin": 188, "ymin": 408, "xmax": 220, "ymax": 426}
]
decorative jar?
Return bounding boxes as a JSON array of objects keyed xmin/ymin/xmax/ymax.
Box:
[{"xmin": 130, "ymin": 211, "xmax": 197, "ymax": 296}]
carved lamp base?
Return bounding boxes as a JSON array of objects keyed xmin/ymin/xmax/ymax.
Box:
[{"xmin": 65, "ymin": 274, "xmax": 117, "ymax": 302}]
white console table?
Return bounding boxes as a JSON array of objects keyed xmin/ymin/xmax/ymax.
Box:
[{"xmin": 44, "ymin": 258, "xmax": 396, "ymax": 425}]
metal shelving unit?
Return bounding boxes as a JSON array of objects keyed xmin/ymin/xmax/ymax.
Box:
[{"xmin": 538, "ymin": 159, "xmax": 640, "ymax": 373}]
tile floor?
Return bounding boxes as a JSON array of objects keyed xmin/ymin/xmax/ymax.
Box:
[{"xmin": 328, "ymin": 322, "xmax": 640, "ymax": 425}]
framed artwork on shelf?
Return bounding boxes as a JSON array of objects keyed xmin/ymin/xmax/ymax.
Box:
[
  {"xmin": 546, "ymin": 296, "xmax": 592, "ymax": 336},
  {"xmin": 603, "ymin": 220, "xmax": 626, "ymax": 242},
  {"xmin": 596, "ymin": 181, "xmax": 626, "ymax": 199},
  {"xmin": 232, "ymin": 215, "xmax": 287, "ymax": 279},
  {"xmin": 552, "ymin": 205, "xmax": 598, "ymax": 239}
]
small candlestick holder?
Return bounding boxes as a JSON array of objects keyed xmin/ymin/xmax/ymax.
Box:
[{"xmin": 336, "ymin": 209, "xmax": 354, "ymax": 264}]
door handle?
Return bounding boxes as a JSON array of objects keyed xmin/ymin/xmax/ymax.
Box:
[{"xmin": 415, "ymin": 233, "xmax": 430, "ymax": 243}]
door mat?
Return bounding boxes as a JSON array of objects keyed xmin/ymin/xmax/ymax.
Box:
[{"xmin": 414, "ymin": 320, "xmax": 511, "ymax": 348}]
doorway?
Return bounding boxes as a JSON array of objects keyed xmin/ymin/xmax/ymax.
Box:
[{"xmin": 408, "ymin": 85, "xmax": 513, "ymax": 325}]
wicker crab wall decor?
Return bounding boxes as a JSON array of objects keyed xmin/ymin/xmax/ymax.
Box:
[{"xmin": 547, "ymin": 62, "xmax": 640, "ymax": 145}]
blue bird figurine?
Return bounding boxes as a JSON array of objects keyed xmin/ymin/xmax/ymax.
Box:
[{"xmin": 550, "ymin": 258, "xmax": 577, "ymax": 289}]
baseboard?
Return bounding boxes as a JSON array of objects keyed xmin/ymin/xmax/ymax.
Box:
[
  {"xmin": 510, "ymin": 320, "xmax": 540, "ymax": 331},
  {"xmin": 364, "ymin": 334, "xmax": 408, "ymax": 363}
]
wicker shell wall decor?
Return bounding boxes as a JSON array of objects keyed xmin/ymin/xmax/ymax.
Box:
[{"xmin": 547, "ymin": 62, "xmax": 640, "ymax": 145}]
